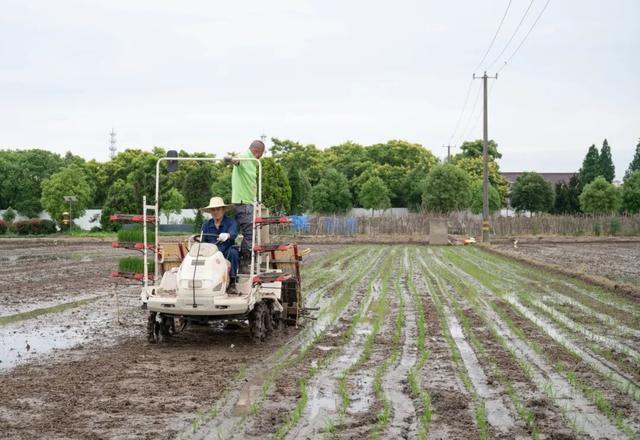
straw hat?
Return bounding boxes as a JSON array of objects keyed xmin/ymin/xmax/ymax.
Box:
[{"xmin": 200, "ymin": 196, "xmax": 231, "ymax": 212}]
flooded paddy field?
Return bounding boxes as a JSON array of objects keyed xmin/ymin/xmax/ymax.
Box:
[{"xmin": 0, "ymin": 240, "xmax": 638, "ymax": 439}]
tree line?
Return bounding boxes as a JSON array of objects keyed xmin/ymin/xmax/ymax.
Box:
[{"xmin": 1, "ymin": 137, "xmax": 639, "ymax": 230}]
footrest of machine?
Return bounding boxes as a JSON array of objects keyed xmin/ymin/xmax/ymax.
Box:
[
  {"xmin": 252, "ymin": 272, "xmax": 292, "ymax": 285},
  {"xmin": 253, "ymin": 243, "xmax": 294, "ymax": 252}
]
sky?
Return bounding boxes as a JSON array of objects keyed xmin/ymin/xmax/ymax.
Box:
[{"xmin": 1, "ymin": 0, "xmax": 639, "ymax": 179}]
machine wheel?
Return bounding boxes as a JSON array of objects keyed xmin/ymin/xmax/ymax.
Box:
[
  {"xmin": 267, "ymin": 301, "xmax": 285, "ymax": 336},
  {"xmin": 147, "ymin": 312, "xmax": 171, "ymax": 344},
  {"xmin": 249, "ymin": 301, "xmax": 270, "ymax": 342},
  {"xmin": 169, "ymin": 317, "xmax": 188, "ymax": 335}
]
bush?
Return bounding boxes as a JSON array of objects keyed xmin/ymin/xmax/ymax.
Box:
[
  {"xmin": 579, "ymin": 176, "xmax": 621, "ymax": 214},
  {"xmin": 593, "ymin": 222, "xmax": 601, "ymax": 236},
  {"xmin": 12, "ymin": 219, "xmax": 57, "ymax": 235},
  {"xmin": 608, "ymin": 218, "xmax": 621, "ymax": 236},
  {"xmin": 2, "ymin": 207, "xmax": 16, "ymax": 223},
  {"xmin": 0, "ymin": 220, "xmax": 7, "ymax": 234}
]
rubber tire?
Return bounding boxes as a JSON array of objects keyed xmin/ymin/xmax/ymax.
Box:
[
  {"xmin": 249, "ymin": 301, "xmax": 270, "ymax": 343},
  {"xmin": 267, "ymin": 301, "xmax": 285, "ymax": 336}
]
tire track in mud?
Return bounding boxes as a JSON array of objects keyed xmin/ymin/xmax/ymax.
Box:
[
  {"xmin": 190, "ymin": 247, "xmax": 387, "ymax": 439},
  {"xmin": 445, "ymin": 249, "xmax": 640, "ymax": 401},
  {"xmin": 417, "ymin": 254, "xmax": 520, "ymax": 439},
  {"xmin": 379, "ymin": 253, "xmax": 418, "ymax": 439},
  {"xmin": 428, "ymin": 248, "xmax": 634, "ymax": 438}
]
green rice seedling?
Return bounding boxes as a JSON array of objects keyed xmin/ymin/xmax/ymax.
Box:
[
  {"xmin": 117, "ymin": 225, "xmax": 155, "ymax": 243},
  {"xmin": 118, "ymin": 257, "xmax": 155, "ymax": 274}
]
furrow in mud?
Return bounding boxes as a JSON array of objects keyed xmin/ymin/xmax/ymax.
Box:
[
  {"xmin": 429, "ymin": 248, "xmax": 637, "ymax": 438},
  {"xmin": 284, "ymin": 278, "xmax": 383, "ymax": 439},
  {"xmin": 214, "ymin": 249, "xmax": 389, "ymax": 439},
  {"xmin": 410, "ymin": 255, "xmax": 478, "ymax": 439},
  {"xmin": 442, "ymin": 249, "xmax": 640, "ymax": 401},
  {"xmin": 417, "ymin": 255, "xmax": 521, "ymax": 439},
  {"xmin": 379, "ymin": 255, "xmax": 418, "ymax": 439}
]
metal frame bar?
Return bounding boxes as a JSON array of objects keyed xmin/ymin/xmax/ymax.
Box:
[{"xmin": 149, "ymin": 156, "xmax": 262, "ymax": 286}]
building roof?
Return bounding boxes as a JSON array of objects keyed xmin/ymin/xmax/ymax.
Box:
[{"xmin": 500, "ymin": 172, "xmax": 575, "ymax": 185}]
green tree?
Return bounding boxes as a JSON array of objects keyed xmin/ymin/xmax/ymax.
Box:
[
  {"xmin": 310, "ymin": 169, "xmax": 352, "ymax": 214},
  {"xmin": 40, "ymin": 165, "xmax": 94, "ymax": 222},
  {"xmin": 599, "ymin": 139, "xmax": 615, "ymax": 183},
  {"xmin": 510, "ymin": 172, "xmax": 554, "ymax": 213},
  {"xmin": 0, "ymin": 149, "xmax": 66, "ymax": 216},
  {"xmin": 288, "ymin": 168, "xmax": 312, "ymax": 214},
  {"xmin": 2, "ymin": 207, "xmax": 16, "ymax": 223},
  {"xmin": 210, "ymin": 167, "xmax": 232, "ymax": 204},
  {"xmin": 262, "ymin": 157, "xmax": 291, "ymax": 215},
  {"xmin": 625, "ymin": 139, "xmax": 640, "ymax": 180},
  {"xmin": 621, "ymin": 171, "xmax": 640, "ymax": 214},
  {"xmin": 181, "ymin": 163, "xmax": 216, "ymax": 208},
  {"xmin": 579, "ymin": 176, "xmax": 621, "ymax": 214},
  {"xmin": 162, "ymin": 188, "xmax": 185, "ymax": 223},
  {"xmin": 578, "ymin": 144, "xmax": 602, "ymax": 188},
  {"xmin": 421, "ymin": 164, "xmax": 471, "ymax": 213},
  {"xmin": 359, "ymin": 176, "xmax": 391, "ymax": 215},
  {"xmin": 469, "ymin": 180, "xmax": 501, "ymax": 214},
  {"xmin": 552, "ymin": 175, "xmax": 581, "ymax": 214},
  {"xmin": 271, "ymin": 138, "xmax": 327, "ymax": 185},
  {"xmin": 453, "ymin": 156, "xmax": 508, "ymax": 205},
  {"xmin": 100, "ymin": 179, "xmax": 138, "ymax": 231},
  {"xmin": 458, "ymin": 139, "xmax": 502, "ymax": 160}
]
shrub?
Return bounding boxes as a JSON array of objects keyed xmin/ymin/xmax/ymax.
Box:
[
  {"xmin": 118, "ymin": 257, "xmax": 155, "ymax": 274},
  {"xmin": 579, "ymin": 176, "xmax": 621, "ymax": 214},
  {"xmin": 608, "ymin": 218, "xmax": 621, "ymax": 236},
  {"xmin": 593, "ymin": 222, "xmax": 601, "ymax": 236},
  {"xmin": 13, "ymin": 219, "xmax": 57, "ymax": 235},
  {"xmin": 2, "ymin": 207, "xmax": 16, "ymax": 223},
  {"xmin": 0, "ymin": 220, "xmax": 7, "ymax": 235}
]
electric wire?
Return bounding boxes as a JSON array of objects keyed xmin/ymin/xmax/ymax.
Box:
[
  {"xmin": 447, "ymin": 78, "xmax": 474, "ymax": 146},
  {"xmin": 447, "ymin": 0, "xmax": 514, "ymax": 147},
  {"xmin": 472, "ymin": 0, "xmax": 514, "ymax": 73},
  {"xmin": 457, "ymin": 81, "xmax": 483, "ymax": 145},
  {"xmin": 487, "ymin": 0, "xmax": 536, "ymax": 70},
  {"xmin": 497, "ymin": 0, "xmax": 552, "ymax": 74}
]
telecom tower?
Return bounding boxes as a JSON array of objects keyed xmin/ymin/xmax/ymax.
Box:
[{"xmin": 109, "ymin": 128, "xmax": 117, "ymax": 159}]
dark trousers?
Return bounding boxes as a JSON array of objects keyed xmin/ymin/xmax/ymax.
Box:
[
  {"xmin": 221, "ymin": 246, "xmax": 239, "ymax": 281},
  {"xmin": 234, "ymin": 204, "xmax": 253, "ymax": 256}
]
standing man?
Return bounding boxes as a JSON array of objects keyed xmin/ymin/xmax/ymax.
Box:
[{"xmin": 225, "ymin": 140, "xmax": 265, "ymax": 264}]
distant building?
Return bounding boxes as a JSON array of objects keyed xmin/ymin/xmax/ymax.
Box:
[{"xmin": 500, "ymin": 172, "xmax": 575, "ymax": 188}]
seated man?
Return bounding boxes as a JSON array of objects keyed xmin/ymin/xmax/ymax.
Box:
[{"xmin": 200, "ymin": 197, "xmax": 240, "ymax": 294}]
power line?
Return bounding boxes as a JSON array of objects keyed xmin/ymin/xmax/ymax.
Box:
[
  {"xmin": 473, "ymin": 0, "xmax": 514, "ymax": 73},
  {"xmin": 498, "ymin": 0, "xmax": 552, "ymax": 74},
  {"xmin": 447, "ymin": 79, "xmax": 474, "ymax": 145},
  {"xmin": 488, "ymin": 0, "xmax": 536, "ymax": 70},
  {"xmin": 448, "ymin": 0, "xmax": 514, "ymax": 146},
  {"xmin": 457, "ymin": 81, "xmax": 483, "ymax": 144}
]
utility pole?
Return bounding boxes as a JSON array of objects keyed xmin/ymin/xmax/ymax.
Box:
[
  {"xmin": 473, "ymin": 71, "xmax": 497, "ymax": 243},
  {"xmin": 441, "ymin": 145, "xmax": 456, "ymax": 163}
]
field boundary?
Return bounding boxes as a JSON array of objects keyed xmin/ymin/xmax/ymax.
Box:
[{"xmin": 479, "ymin": 245, "xmax": 640, "ymax": 300}]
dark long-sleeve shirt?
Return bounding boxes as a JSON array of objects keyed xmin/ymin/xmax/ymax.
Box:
[{"xmin": 201, "ymin": 216, "xmax": 238, "ymax": 254}]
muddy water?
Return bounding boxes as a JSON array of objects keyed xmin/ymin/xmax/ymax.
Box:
[{"xmin": 1, "ymin": 291, "xmax": 136, "ymax": 369}]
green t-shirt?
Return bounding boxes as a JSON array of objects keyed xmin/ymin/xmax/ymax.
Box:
[{"xmin": 231, "ymin": 150, "xmax": 258, "ymax": 204}]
